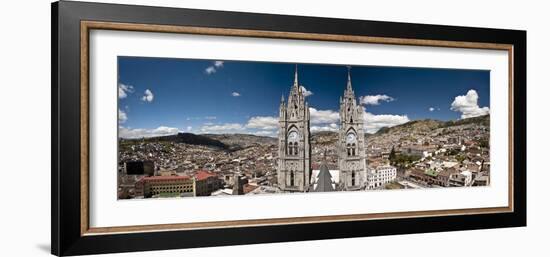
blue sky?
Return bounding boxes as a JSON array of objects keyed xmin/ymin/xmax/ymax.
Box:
[{"xmin": 118, "ymin": 56, "xmax": 490, "ymax": 138}]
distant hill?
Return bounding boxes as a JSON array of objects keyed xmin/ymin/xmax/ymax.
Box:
[
  {"xmin": 121, "ymin": 132, "xmax": 279, "ymax": 151},
  {"xmin": 375, "ymin": 119, "xmax": 443, "ymax": 135},
  {"xmin": 440, "ymin": 114, "xmax": 490, "ymax": 128},
  {"xmin": 120, "ymin": 115, "xmax": 489, "ymax": 150},
  {"xmin": 375, "ymin": 114, "xmax": 490, "ymax": 135},
  {"xmin": 311, "ymin": 131, "xmax": 338, "ymax": 146},
  {"xmin": 125, "ymin": 133, "xmax": 228, "ymax": 149},
  {"xmin": 204, "ymin": 133, "xmax": 277, "ymax": 149}
]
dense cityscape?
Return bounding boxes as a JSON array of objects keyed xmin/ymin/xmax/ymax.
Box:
[{"xmin": 117, "ymin": 114, "xmax": 490, "ymax": 199}]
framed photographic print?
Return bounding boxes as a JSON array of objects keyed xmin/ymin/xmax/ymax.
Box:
[{"xmin": 51, "ymin": 1, "xmax": 526, "ymax": 256}]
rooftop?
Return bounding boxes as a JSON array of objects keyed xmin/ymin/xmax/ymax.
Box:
[
  {"xmin": 138, "ymin": 175, "xmax": 191, "ymax": 183},
  {"xmin": 314, "ymin": 163, "xmax": 335, "ymax": 192},
  {"xmin": 424, "ymin": 169, "xmax": 438, "ymax": 177},
  {"xmin": 195, "ymin": 170, "xmax": 217, "ymax": 181}
]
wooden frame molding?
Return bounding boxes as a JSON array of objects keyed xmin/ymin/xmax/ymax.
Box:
[
  {"xmin": 79, "ymin": 20, "xmax": 515, "ymax": 236},
  {"xmin": 52, "ymin": 2, "xmax": 526, "ymax": 255}
]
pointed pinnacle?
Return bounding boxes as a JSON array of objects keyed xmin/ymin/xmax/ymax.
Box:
[{"xmin": 294, "ymin": 64, "xmax": 299, "ymax": 86}]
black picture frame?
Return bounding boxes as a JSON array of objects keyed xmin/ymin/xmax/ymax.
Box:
[{"xmin": 51, "ymin": 1, "xmax": 526, "ymax": 256}]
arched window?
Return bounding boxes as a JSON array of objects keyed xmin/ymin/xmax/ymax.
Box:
[
  {"xmin": 290, "ymin": 171, "xmax": 295, "ymax": 186},
  {"xmin": 346, "ymin": 144, "xmax": 351, "ymax": 156},
  {"xmin": 352, "ymin": 143, "xmax": 356, "ymax": 156},
  {"xmin": 351, "ymin": 171, "xmax": 356, "ymax": 186},
  {"xmin": 288, "ymin": 131, "xmax": 299, "ymax": 156},
  {"xmin": 288, "ymin": 142, "xmax": 298, "ymax": 156}
]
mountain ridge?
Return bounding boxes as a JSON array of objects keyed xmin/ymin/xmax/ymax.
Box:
[
  {"xmin": 375, "ymin": 114, "xmax": 490, "ymax": 135},
  {"xmin": 119, "ymin": 114, "xmax": 489, "ymax": 149}
]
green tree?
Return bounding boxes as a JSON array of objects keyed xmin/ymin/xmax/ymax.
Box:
[
  {"xmin": 389, "ymin": 146, "xmax": 396, "ymax": 163},
  {"xmin": 478, "ymin": 139, "xmax": 489, "ymax": 148}
]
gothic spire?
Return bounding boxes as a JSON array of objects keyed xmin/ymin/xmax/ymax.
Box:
[
  {"xmin": 294, "ymin": 64, "xmax": 299, "ymax": 87},
  {"xmin": 346, "ymin": 66, "xmax": 353, "ymax": 91},
  {"xmin": 281, "ymin": 93, "xmax": 285, "ymax": 103}
]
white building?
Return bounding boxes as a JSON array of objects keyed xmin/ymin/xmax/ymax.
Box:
[
  {"xmin": 366, "ymin": 165, "xmax": 397, "ymax": 189},
  {"xmin": 449, "ymin": 170, "xmax": 473, "ymax": 187}
]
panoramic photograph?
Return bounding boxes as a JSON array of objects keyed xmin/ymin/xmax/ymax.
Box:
[{"xmin": 117, "ymin": 57, "xmax": 491, "ymax": 200}]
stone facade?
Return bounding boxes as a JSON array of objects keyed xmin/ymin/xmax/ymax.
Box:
[
  {"xmin": 277, "ymin": 66, "xmax": 368, "ymax": 192},
  {"xmin": 338, "ymin": 68, "xmax": 367, "ymax": 190},
  {"xmin": 277, "ymin": 66, "xmax": 312, "ymax": 192}
]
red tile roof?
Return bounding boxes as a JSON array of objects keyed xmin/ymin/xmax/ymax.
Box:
[
  {"xmin": 243, "ymin": 184, "xmax": 259, "ymax": 194},
  {"xmin": 138, "ymin": 175, "xmax": 191, "ymax": 183},
  {"xmin": 195, "ymin": 170, "xmax": 218, "ymax": 181}
]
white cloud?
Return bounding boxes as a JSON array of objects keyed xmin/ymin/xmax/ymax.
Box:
[
  {"xmin": 119, "ymin": 126, "xmax": 180, "ymax": 139},
  {"xmin": 309, "ymin": 107, "xmax": 340, "ymax": 124},
  {"xmin": 359, "ymin": 94, "xmax": 395, "ymax": 105},
  {"xmin": 231, "ymin": 92, "xmax": 241, "ymax": 97},
  {"xmin": 300, "ymin": 86, "xmax": 313, "ymax": 97},
  {"xmin": 199, "ymin": 123, "xmax": 245, "ymax": 134},
  {"xmin": 205, "ymin": 60, "xmax": 225, "ymax": 74},
  {"xmin": 205, "ymin": 66, "xmax": 216, "ymax": 74},
  {"xmin": 450, "ymin": 89, "xmax": 490, "ymax": 119},
  {"xmin": 252, "ymin": 130, "xmax": 277, "ymax": 137},
  {"xmin": 118, "ymin": 83, "xmax": 134, "ymax": 99},
  {"xmin": 186, "ymin": 126, "xmax": 192, "ymax": 132},
  {"xmin": 311, "ymin": 123, "xmax": 339, "ymax": 132},
  {"xmin": 429, "ymin": 107, "xmax": 435, "ymax": 112},
  {"xmin": 363, "ymin": 109, "xmax": 409, "ymax": 133},
  {"xmin": 118, "ymin": 109, "xmax": 128, "ymax": 123},
  {"xmin": 246, "ymin": 116, "xmax": 279, "ymax": 130},
  {"xmin": 141, "ymin": 89, "xmax": 154, "ymax": 102},
  {"xmin": 195, "ymin": 118, "xmax": 279, "ymax": 136}
]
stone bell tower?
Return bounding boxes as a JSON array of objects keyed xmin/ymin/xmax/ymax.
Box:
[
  {"xmin": 338, "ymin": 67, "xmax": 367, "ymax": 190},
  {"xmin": 277, "ymin": 65, "xmax": 311, "ymax": 192}
]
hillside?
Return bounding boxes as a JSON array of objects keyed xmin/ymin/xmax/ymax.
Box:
[
  {"xmin": 440, "ymin": 114, "xmax": 490, "ymax": 128},
  {"xmin": 376, "ymin": 119, "xmax": 443, "ymax": 135},
  {"xmin": 375, "ymin": 114, "xmax": 490, "ymax": 135},
  {"xmin": 120, "ymin": 115, "xmax": 489, "ymax": 151},
  {"xmin": 311, "ymin": 131, "xmax": 338, "ymax": 146},
  {"xmin": 123, "ymin": 132, "xmax": 228, "ymax": 149},
  {"xmin": 204, "ymin": 133, "xmax": 277, "ymax": 149}
]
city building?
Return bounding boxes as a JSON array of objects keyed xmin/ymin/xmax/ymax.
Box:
[
  {"xmin": 338, "ymin": 67, "xmax": 367, "ymax": 190},
  {"xmin": 402, "ymin": 145, "xmax": 437, "ymax": 158},
  {"xmin": 435, "ymin": 168, "xmax": 458, "ymax": 187},
  {"xmin": 194, "ymin": 170, "xmax": 222, "ymax": 196},
  {"xmin": 473, "ymin": 175, "xmax": 490, "ymax": 186},
  {"xmin": 449, "ymin": 170, "xmax": 473, "ymax": 187},
  {"xmin": 124, "ymin": 160, "xmax": 154, "ymax": 176},
  {"xmin": 277, "ymin": 66, "xmax": 312, "ymax": 192},
  {"xmin": 211, "ymin": 188, "xmax": 233, "ymax": 196},
  {"xmin": 233, "ymin": 173, "xmax": 247, "ymax": 195},
  {"xmin": 366, "ymin": 165, "xmax": 397, "ymax": 189},
  {"xmin": 135, "ymin": 175, "xmax": 194, "ymax": 198}
]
